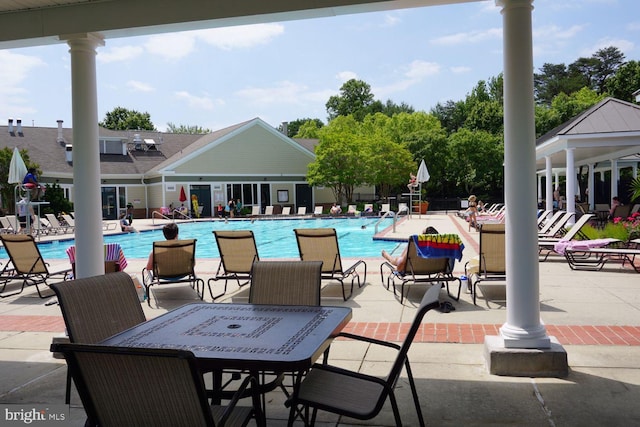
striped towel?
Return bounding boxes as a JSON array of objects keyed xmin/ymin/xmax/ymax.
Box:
[
  {"xmin": 66, "ymin": 243, "xmax": 128, "ymax": 271},
  {"xmin": 412, "ymin": 234, "xmax": 465, "ymax": 262}
]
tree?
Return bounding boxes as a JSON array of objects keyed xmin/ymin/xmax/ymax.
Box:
[
  {"xmin": 326, "ymin": 79, "xmax": 377, "ymax": 122},
  {"xmin": 592, "ymin": 46, "xmax": 625, "ymax": 93},
  {"xmin": 306, "ymin": 116, "xmax": 368, "ymax": 203},
  {"xmin": 605, "ymin": 60, "xmax": 640, "ymax": 101},
  {"xmin": 534, "ymin": 63, "xmax": 585, "ymax": 106},
  {"xmin": 42, "ymin": 182, "xmax": 73, "ymax": 216},
  {"xmin": 99, "ymin": 106, "xmax": 155, "ymax": 131},
  {"xmin": 283, "ymin": 118, "xmax": 324, "ymax": 138},
  {"xmin": 294, "ymin": 119, "xmax": 324, "ymax": 138},
  {"xmin": 550, "ymin": 87, "xmax": 604, "ymax": 124},
  {"xmin": 165, "ymin": 122, "xmax": 210, "ymax": 134},
  {"xmin": 430, "ymin": 100, "xmax": 467, "ymax": 135},
  {"xmin": 380, "ymin": 100, "xmax": 414, "ymax": 117}
]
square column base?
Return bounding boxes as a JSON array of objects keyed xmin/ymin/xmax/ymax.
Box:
[{"xmin": 484, "ymin": 335, "xmax": 568, "ymax": 377}]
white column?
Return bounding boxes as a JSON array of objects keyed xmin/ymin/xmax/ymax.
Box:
[
  {"xmin": 545, "ymin": 156, "xmax": 553, "ymax": 212},
  {"xmin": 64, "ymin": 33, "xmax": 105, "ymax": 279},
  {"xmin": 498, "ymin": 0, "xmax": 549, "ymax": 348},
  {"xmin": 611, "ymin": 159, "xmax": 618, "ymax": 199},
  {"xmin": 537, "ymin": 174, "xmax": 542, "ymax": 206},
  {"xmin": 565, "ymin": 148, "xmax": 575, "ymax": 224},
  {"xmin": 588, "ymin": 164, "xmax": 595, "ymax": 210},
  {"xmin": 633, "ymin": 164, "xmax": 638, "ymax": 179}
]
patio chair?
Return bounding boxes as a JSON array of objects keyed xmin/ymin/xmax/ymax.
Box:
[
  {"xmin": 379, "ymin": 203, "xmax": 391, "ymax": 216},
  {"xmin": 361, "ymin": 203, "xmax": 375, "ymax": 216},
  {"xmin": 346, "ymin": 205, "xmax": 359, "ymax": 216},
  {"xmin": 538, "ymin": 211, "xmax": 575, "ymax": 238},
  {"xmin": 313, "ymin": 206, "xmax": 324, "ymax": 216},
  {"xmin": 44, "ymin": 213, "xmax": 71, "ymax": 233},
  {"xmin": 50, "ymin": 272, "xmax": 146, "ymax": 404},
  {"xmin": 286, "ymin": 282, "xmax": 441, "ymax": 427},
  {"xmin": 538, "ymin": 213, "xmax": 595, "ymax": 261},
  {"xmin": 65, "ymin": 243, "xmax": 128, "ymax": 277},
  {"xmin": 537, "ymin": 210, "xmax": 552, "ymax": 229},
  {"xmin": 0, "ymin": 216, "xmax": 15, "ymax": 233},
  {"xmin": 611, "ymin": 204, "xmax": 631, "ymax": 220},
  {"xmin": 264, "ymin": 205, "xmax": 274, "ymax": 215},
  {"xmin": 251, "ymin": 205, "xmax": 261, "ymax": 216},
  {"xmin": 0, "ymin": 234, "xmax": 71, "ymax": 298},
  {"xmin": 465, "ymin": 223, "xmax": 506, "ymax": 305},
  {"xmin": 61, "ymin": 214, "xmax": 75, "ymax": 229},
  {"xmin": 281, "ymin": 206, "xmax": 291, "ymax": 215},
  {"xmin": 208, "ymin": 230, "xmax": 259, "ymax": 300},
  {"xmin": 293, "ymin": 228, "xmax": 366, "ymax": 300},
  {"xmin": 142, "ymin": 238, "xmax": 205, "ymax": 307},
  {"xmin": 380, "ymin": 234, "xmax": 463, "ymax": 304},
  {"xmin": 297, "ymin": 206, "xmax": 307, "ymax": 215},
  {"xmin": 53, "ymin": 343, "xmax": 260, "ymax": 427}
]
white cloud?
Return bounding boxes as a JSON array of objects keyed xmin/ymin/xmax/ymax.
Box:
[
  {"xmin": 382, "ymin": 14, "xmax": 401, "ymax": 27},
  {"xmin": 235, "ymin": 81, "xmax": 308, "ymax": 105},
  {"xmin": 174, "ymin": 91, "xmax": 219, "ymax": 110},
  {"xmin": 628, "ymin": 22, "xmax": 640, "ymax": 31},
  {"xmin": 193, "ymin": 23, "xmax": 285, "ymax": 50},
  {"xmin": 450, "ymin": 66, "xmax": 472, "ymax": 74},
  {"xmin": 374, "ymin": 60, "xmax": 441, "ymax": 99},
  {"xmin": 98, "ymin": 45, "xmax": 144, "ymax": 63},
  {"xmin": 405, "ymin": 60, "xmax": 440, "ymax": 79},
  {"xmin": 127, "ymin": 80, "xmax": 155, "ymax": 92},
  {"xmin": 0, "ymin": 51, "xmax": 46, "ymax": 118},
  {"xmin": 336, "ymin": 71, "xmax": 358, "ymax": 82},
  {"xmin": 582, "ymin": 38, "xmax": 635, "ymax": 56},
  {"xmin": 534, "ymin": 24, "xmax": 585, "ymax": 42},
  {"xmin": 145, "ymin": 33, "xmax": 197, "ymax": 60},
  {"xmin": 430, "ymin": 28, "xmax": 501, "ymax": 46}
]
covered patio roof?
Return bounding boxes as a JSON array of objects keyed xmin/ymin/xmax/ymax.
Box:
[{"xmin": 535, "ymin": 98, "xmax": 640, "ymax": 173}]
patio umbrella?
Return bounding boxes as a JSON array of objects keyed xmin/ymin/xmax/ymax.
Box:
[
  {"xmin": 179, "ymin": 186, "xmax": 187, "ymax": 203},
  {"xmin": 417, "ymin": 159, "xmax": 430, "ymax": 183},
  {"xmin": 9, "ymin": 147, "xmax": 27, "ymax": 184}
]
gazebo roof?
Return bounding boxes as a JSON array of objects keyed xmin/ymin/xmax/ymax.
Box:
[{"xmin": 536, "ymin": 97, "xmax": 640, "ymax": 171}]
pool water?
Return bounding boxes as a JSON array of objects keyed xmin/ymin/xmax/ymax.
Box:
[{"xmin": 14, "ymin": 217, "xmax": 403, "ymax": 260}]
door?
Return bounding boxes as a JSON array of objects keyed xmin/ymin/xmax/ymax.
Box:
[
  {"xmin": 296, "ymin": 184, "xmax": 312, "ymax": 212},
  {"xmin": 101, "ymin": 187, "xmax": 117, "ymax": 219},
  {"xmin": 189, "ymin": 185, "xmax": 211, "ymax": 217}
]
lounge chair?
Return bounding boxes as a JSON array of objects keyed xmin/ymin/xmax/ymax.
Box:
[
  {"xmin": 281, "ymin": 206, "xmax": 291, "ymax": 215},
  {"xmin": 346, "ymin": 205, "xmax": 359, "ymax": 216},
  {"xmin": 66, "ymin": 243, "xmax": 128, "ymax": 276},
  {"xmin": 50, "ymin": 272, "xmax": 146, "ymax": 404},
  {"xmin": 537, "ymin": 210, "xmax": 553, "ymax": 229},
  {"xmin": 293, "ymin": 228, "xmax": 366, "ymax": 301},
  {"xmin": 538, "ymin": 211, "xmax": 574, "ymax": 238},
  {"xmin": 538, "ymin": 213, "xmax": 596, "ymax": 261},
  {"xmin": 141, "ymin": 238, "xmax": 204, "ymax": 307},
  {"xmin": 379, "ymin": 203, "xmax": 391, "ymax": 216},
  {"xmin": 538, "ymin": 210, "xmax": 565, "ymax": 234},
  {"xmin": 398, "ymin": 203, "xmax": 409, "ymax": 215},
  {"xmin": 264, "ymin": 205, "xmax": 274, "ymax": 215},
  {"xmin": 0, "ymin": 234, "xmax": 72, "ymax": 298},
  {"xmin": 208, "ymin": 230, "xmax": 259, "ymax": 300},
  {"xmin": 45, "ymin": 213, "xmax": 71, "ymax": 233},
  {"xmin": 251, "ymin": 205, "xmax": 261, "ymax": 216},
  {"xmin": 297, "ymin": 206, "xmax": 307, "ymax": 215},
  {"xmin": 313, "ymin": 206, "xmax": 324, "ymax": 216},
  {"xmin": 465, "ymin": 223, "xmax": 506, "ymax": 305},
  {"xmin": 611, "ymin": 204, "xmax": 631, "ymax": 220},
  {"xmin": 0, "ymin": 216, "xmax": 15, "ymax": 233},
  {"xmin": 286, "ymin": 283, "xmax": 441, "ymax": 427},
  {"xmin": 52, "ymin": 343, "xmax": 260, "ymax": 427},
  {"xmin": 380, "ymin": 233, "xmax": 463, "ymax": 304},
  {"xmin": 61, "ymin": 214, "xmax": 75, "ymax": 229},
  {"xmin": 563, "ymin": 244, "xmax": 640, "ymax": 272},
  {"xmin": 361, "ymin": 203, "xmax": 375, "ymax": 216}
]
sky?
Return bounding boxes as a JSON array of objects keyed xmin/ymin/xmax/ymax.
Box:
[{"xmin": 0, "ymin": 0, "xmax": 639, "ymax": 133}]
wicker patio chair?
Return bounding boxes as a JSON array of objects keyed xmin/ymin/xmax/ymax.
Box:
[
  {"xmin": 50, "ymin": 272, "xmax": 146, "ymax": 404},
  {"xmin": 53, "ymin": 343, "xmax": 260, "ymax": 427}
]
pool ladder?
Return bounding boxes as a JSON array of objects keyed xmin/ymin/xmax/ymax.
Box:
[{"xmin": 374, "ymin": 210, "xmax": 398, "ymax": 235}]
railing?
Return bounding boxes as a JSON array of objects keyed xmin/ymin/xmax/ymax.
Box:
[
  {"xmin": 374, "ymin": 210, "xmax": 397, "ymax": 234},
  {"xmin": 151, "ymin": 210, "xmax": 172, "ymax": 225}
]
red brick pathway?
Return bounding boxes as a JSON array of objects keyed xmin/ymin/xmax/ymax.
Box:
[{"xmin": 2, "ymin": 315, "xmax": 640, "ymax": 346}]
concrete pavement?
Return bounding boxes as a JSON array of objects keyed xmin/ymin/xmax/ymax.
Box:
[{"xmin": 1, "ymin": 212, "xmax": 639, "ymax": 426}]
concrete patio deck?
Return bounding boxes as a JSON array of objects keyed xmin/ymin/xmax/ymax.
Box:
[{"xmin": 1, "ymin": 212, "xmax": 639, "ymax": 426}]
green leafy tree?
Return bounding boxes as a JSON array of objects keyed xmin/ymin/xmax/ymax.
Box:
[
  {"xmin": 166, "ymin": 122, "xmax": 211, "ymax": 134},
  {"xmin": 326, "ymin": 79, "xmax": 378, "ymax": 122},
  {"xmin": 605, "ymin": 60, "xmax": 640, "ymax": 101},
  {"xmin": 550, "ymin": 87, "xmax": 605, "ymax": 124},
  {"xmin": 99, "ymin": 106, "xmax": 156, "ymax": 131},
  {"xmin": 447, "ymin": 128, "xmax": 503, "ymax": 195},
  {"xmin": 294, "ymin": 119, "xmax": 324, "ymax": 138},
  {"xmin": 284, "ymin": 118, "xmax": 324, "ymax": 138},
  {"xmin": 380, "ymin": 100, "xmax": 415, "ymax": 117},
  {"xmin": 42, "ymin": 182, "xmax": 73, "ymax": 216},
  {"xmin": 534, "ymin": 63, "xmax": 585, "ymax": 106},
  {"xmin": 306, "ymin": 116, "xmax": 367, "ymax": 203},
  {"xmin": 430, "ymin": 100, "xmax": 468, "ymax": 135},
  {"xmin": 591, "ymin": 46, "xmax": 625, "ymax": 93}
]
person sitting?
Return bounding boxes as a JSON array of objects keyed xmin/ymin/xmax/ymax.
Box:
[
  {"xmin": 145, "ymin": 222, "xmax": 179, "ymax": 272},
  {"xmin": 609, "ymin": 196, "xmax": 621, "ymax": 219},
  {"xmin": 330, "ymin": 203, "xmax": 342, "ymax": 215},
  {"xmin": 175, "ymin": 203, "xmax": 189, "ymax": 218},
  {"xmin": 119, "ymin": 213, "xmax": 138, "ymax": 233},
  {"xmin": 381, "ymin": 226, "xmax": 439, "ymax": 272},
  {"xmin": 407, "ymin": 173, "xmax": 418, "ymax": 192},
  {"xmin": 23, "ymin": 167, "xmax": 44, "ymax": 201}
]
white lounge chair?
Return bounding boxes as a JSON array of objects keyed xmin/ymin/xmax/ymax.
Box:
[
  {"xmin": 297, "ymin": 207, "xmax": 307, "ymax": 215},
  {"xmin": 264, "ymin": 206, "xmax": 274, "ymax": 215},
  {"xmin": 281, "ymin": 206, "xmax": 291, "ymax": 215}
]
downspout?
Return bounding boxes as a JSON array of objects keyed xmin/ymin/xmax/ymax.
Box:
[{"xmin": 142, "ymin": 174, "xmax": 148, "ymax": 218}]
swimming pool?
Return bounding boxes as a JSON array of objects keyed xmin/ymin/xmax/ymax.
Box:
[{"xmin": 12, "ymin": 217, "xmax": 404, "ymax": 260}]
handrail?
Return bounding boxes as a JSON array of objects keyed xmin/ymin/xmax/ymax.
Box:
[
  {"xmin": 151, "ymin": 210, "xmax": 172, "ymax": 225},
  {"xmin": 374, "ymin": 210, "xmax": 397, "ymax": 234},
  {"xmin": 151, "ymin": 209, "xmax": 195, "ymax": 225}
]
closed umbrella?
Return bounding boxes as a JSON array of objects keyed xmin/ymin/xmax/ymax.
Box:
[
  {"xmin": 416, "ymin": 160, "xmax": 430, "ymax": 217},
  {"xmin": 179, "ymin": 186, "xmax": 187, "ymax": 203},
  {"xmin": 9, "ymin": 147, "xmax": 27, "ymax": 184}
]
